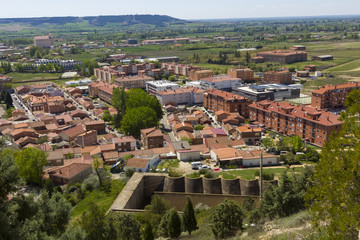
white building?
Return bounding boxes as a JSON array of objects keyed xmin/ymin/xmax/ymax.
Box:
[
  {"xmin": 156, "ymin": 87, "xmax": 205, "ymax": 106},
  {"xmin": 177, "ymin": 150, "xmax": 201, "ymax": 162},
  {"xmin": 146, "ymin": 80, "xmax": 180, "ymax": 95},
  {"xmin": 200, "ymin": 75, "xmax": 242, "ymax": 90}
]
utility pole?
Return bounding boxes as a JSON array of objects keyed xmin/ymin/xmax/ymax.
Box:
[{"xmin": 259, "ymin": 143, "xmax": 263, "ymax": 198}]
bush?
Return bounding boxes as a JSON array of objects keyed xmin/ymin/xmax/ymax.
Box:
[
  {"xmin": 211, "ymin": 200, "xmax": 244, "ymax": 239},
  {"xmin": 204, "ymin": 171, "xmax": 217, "ymax": 179},
  {"xmin": 125, "ymin": 168, "xmax": 136, "ymax": 178},
  {"xmin": 168, "ymin": 168, "xmax": 184, "ymax": 178},
  {"xmin": 255, "ymin": 171, "xmax": 275, "ymax": 180},
  {"xmin": 81, "ymin": 174, "xmax": 100, "ymax": 192}
]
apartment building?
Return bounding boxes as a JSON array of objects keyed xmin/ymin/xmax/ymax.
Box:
[
  {"xmin": 249, "ymin": 100, "xmax": 343, "ymax": 146},
  {"xmin": 114, "ymin": 75, "xmax": 154, "ymax": 89},
  {"xmin": 264, "ymin": 70, "xmax": 293, "ymax": 85},
  {"xmin": 203, "ymin": 89, "xmax": 252, "ymax": 118},
  {"xmin": 156, "ymin": 87, "xmax": 205, "ymax": 106},
  {"xmin": 89, "ymin": 81, "xmax": 118, "ymax": 103},
  {"xmin": 161, "ymin": 63, "xmax": 201, "ymax": 77},
  {"xmin": 189, "ymin": 69, "xmax": 213, "ymax": 81},
  {"xmin": 141, "ymin": 127, "xmax": 165, "ymax": 149},
  {"xmin": 311, "ymin": 82, "xmax": 360, "ymax": 109},
  {"xmin": 146, "ymin": 80, "xmax": 180, "ymax": 95},
  {"xmin": 256, "ymin": 50, "xmax": 307, "ymax": 64},
  {"xmin": 200, "ymin": 75, "xmax": 242, "ymax": 90},
  {"xmin": 227, "ymin": 68, "xmax": 255, "ymax": 82}
]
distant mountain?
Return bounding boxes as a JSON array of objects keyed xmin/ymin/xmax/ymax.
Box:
[{"xmin": 0, "ymin": 14, "xmax": 186, "ymax": 27}]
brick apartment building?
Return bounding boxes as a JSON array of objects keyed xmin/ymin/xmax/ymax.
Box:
[
  {"xmin": 311, "ymin": 82, "xmax": 360, "ymax": 109},
  {"xmin": 114, "ymin": 75, "xmax": 154, "ymax": 89},
  {"xmin": 249, "ymin": 100, "xmax": 343, "ymax": 146},
  {"xmin": 112, "ymin": 136, "xmax": 137, "ymax": 152},
  {"xmin": 264, "ymin": 70, "xmax": 293, "ymax": 85},
  {"xmin": 256, "ymin": 50, "xmax": 307, "ymax": 64},
  {"xmin": 141, "ymin": 127, "xmax": 165, "ymax": 149},
  {"xmin": 161, "ymin": 62, "xmax": 201, "ymax": 77},
  {"xmin": 94, "ymin": 63, "xmax": 156, "ymax": 82},
  {"xmin": 227, "ymin": 68, "xmax": 255, "ymax": 82},
  {"xmin": 203, "ymin": 89, "xmax": 252, "ymax": 118},
  {"xmin": 189, "ymin": 69, "xmax": 213, "ymax": 81},
  {"xmin": 84, "ymin": 120, "xmax": 106, "ymax": 134}
]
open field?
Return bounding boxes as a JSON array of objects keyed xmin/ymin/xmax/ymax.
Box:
[
  {"xmin": 301, "ymin": 77, "xmax": 348, "ymax": 95},
  {"xmin": 7, "ymin": 72, "xmax": 62, "ymax": 82}
]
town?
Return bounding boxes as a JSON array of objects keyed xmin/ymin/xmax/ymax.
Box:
[{"xmin": 0, "ymin": 11, "xmax": 360, "ymax": 240}]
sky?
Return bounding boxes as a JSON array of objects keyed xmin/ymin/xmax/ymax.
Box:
[{"xmin": 2, "ymin": 0, "xmax": 360, "ymax": 20}]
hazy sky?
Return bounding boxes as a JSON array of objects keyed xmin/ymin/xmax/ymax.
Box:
[{"xmin": 2, "ymin": 0, "xmax": 360, "ymax": 19}]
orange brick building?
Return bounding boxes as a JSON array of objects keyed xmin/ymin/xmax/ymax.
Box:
[
  {"xmin": 227, "ymin": 68, "xmax": 255, "ymax": 83},
  {"xmin": 249, "ymin": 100, "xmax": 343, "ymax": 146},
  {"xmin": 203, "ymin": 89, "xmax": 252, "ymax": 118},
  {"xmin": 256, "ymin": 50, "xmax": 307, "ymax": 64},
  {"xmin": 264, "ymin": 70, "xmax": 292, "ymax": 84},
  {"xmin": 311, "ymin": 82, "xmax": 360, "ymax": 109}
]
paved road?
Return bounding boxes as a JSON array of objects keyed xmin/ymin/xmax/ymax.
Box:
[{"xmin": 11, "ymin": 94, "xmax": 36, "ymax": 121}]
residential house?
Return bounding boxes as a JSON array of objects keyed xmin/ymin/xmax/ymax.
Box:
[
  {"xmin": 124, "ymin": 156, "xmax": 161, "ymax": 172},
  {"xmin": 140, "ymin": 127, "xmax": 164, "ymax": 150},
  {"xmin": 47, "ymin": 163, "xmax": 92, "ymax": 185}
]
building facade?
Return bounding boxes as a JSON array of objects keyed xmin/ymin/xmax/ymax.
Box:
[
  {"xmin": 256, "ymin": 50, "xmax": 307, "ymax": 64},
  {"xmin": 249, "ymin": 100, "xmax": 343, "ymax": 146},
  {"xmin": 264, "ymin": 70, "xmax": 293, "ymax": 85},
  {"xmin": 311, "ymin": 82, "xmax": 360, "ymax": 109},
  {"xmin": 227, "ymin": 68, "xmax": 255, "ymax": 82},
  {"xmin": 203, "ymin": 89, "xmax": 252, "ymax": 118},
  {"xmin": 146, "ymin": 80, "xmax": 180, "ymax": 95},
  {"xmin": 200, "ymin": 75, "xmax": 242, "ymax": 90}
]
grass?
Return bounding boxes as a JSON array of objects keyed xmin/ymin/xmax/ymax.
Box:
[
  {"xmin": 71, "ymin": 179, "xmax": 125, "ymax": 219},
  {"xmin": 217, "ymin": 167, "xmax": 304, "ymax": 180},
  {"xmin": 301, "ymin": 77, "xmax": 349, "ymax": 95},
  {"xmin": 7, "ymin": 72, "xmax": 62, "ymax": 82},
  {"xmin": 157, "ymin": 159, "xmax": 180, "ymax": 170}
]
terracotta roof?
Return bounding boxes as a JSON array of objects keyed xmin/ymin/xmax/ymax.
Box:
[
  {"xmin": 141, "ymin": 127, "xmax": 163, "ymax": 137},
  {"xmin": 201, "ymin": 75, "xmax": 241, "ymax": 82},
  {"xmin": 157, "ymin": 87, "xmax": 205, "ymax": 96},
  {"xmin": 84, "ymin": 120, "xmax": 105, "ymax": 126},
  {"xmin": 46, "ymin": 123, "xmax": 59, "ymax": 131},
  {"xmin": 205, "ymin": 89, "xmax": 247, "ymax": 101},
  {"xmin": 312, "ymin": 82, "xmax": 360, "ymax": 94},
  {"xmin": 49, "ymin": 163, "xmax": 92, "ymax": 179},
  {"xmin": 237, "ymin": 124, "xmax": 262, "ymax": 133},
  {"xmin": 13, "ymin": 122, "xmax": 30, "ymax": 129},
  {"xmin": 100, "ymin": 143, "xmax": 115, "ymax": 152},
  {"xmin": 62, "ymin": 124, "xmax": 85, "ymax": 138},
  {"xmin": 103, "ymin": 151, "xmax": 119, "ymax": 160},
  {"xmin": 113, "ymin": 136, "xmax": 136, "ymax": 143},
  {"xmin": 125, "ymin": 158, "xmax": 149, "ymax": 168},
  {"xmin": 212, "ymin": 147, "xmax": 242, "ymax": 160}
]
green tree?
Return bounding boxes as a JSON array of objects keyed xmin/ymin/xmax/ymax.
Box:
[
  {"xmin": 145, "ymin": 195, "xmax": 171, "ymax": 215},
  {"xmin": 121, "ymin": 107, "xmax": 158, "ymax": 138},
  {"xmin": 168, "ymin": 75, "xmax": 177, "ymax": 81},
  {"xmin": 0, "ymin": 154, "xmax": 19, "ymax": 200},
  {"xmin": 14, "ymin": 147, "xmax": 47, "ymax": 185},
  {"xmin": 141, "ymin": 222, "xmax": 154, "ymax": 240},
  {"xmin": 306, "ymin": 89, "xmax": 360, "ymax": 239},
  {"xmin": 211, "ymin": 199, "xmax": 244, "ymax": 239},
  {"xmin": 245, "ymin": 51, "xmax": 251, "ymax": 63},
  {"xmin": 125, "ymin": 168, "xmax": 136, "ymax": 178},
  {"xmin": 194, "ymin": 124, "xmax": 205, "ymax": 130},
  {"xmin": 79, "ymin": 202, "xmax": 106, "ymax": 240},
  {"xmin": 242, "ymin": 196, "xmax": 255, "ymax": 212},
  {"xmin": 111, "ymin": 87, "xmax": 127, "ymax": 128},
  {"xmin": 101, "ymin": 110, "xmax": 112, "ymax": 122},
  {"xmin": 60, "ymin": 225, "xmax": 86, "ymax": 240},
  {"xmin": 126, "ymin": 89, "xmax": 163, "ymax": 120},
  {"xmin": 113, "ymin": 213, "xmax": 141, "ymax": 240},
  {"xmin": 167, "ymin": 208, "xmax": 182, "ymax": 239},
  {"xmin": 5, "ymin": 91, "xmax": 13, "ymax": 109},
  {"xmin": 157, "ymin": 209, "xmax": 171, "ymax": 238},
  {"xmin": 182, "ymin": 197, "xmax": 197, "ymax": 236},
  {"xmin": 261, "ymin": 137, "xmax": 275, "ymax": 149},
  {"xmin": 92, "ymin": 157, "xmax": 112, "ymax": 191}
]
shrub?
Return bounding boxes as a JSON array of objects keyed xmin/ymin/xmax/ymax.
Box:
[{"xmin": 81, "ymin": 174, "xmax": 100, "ymax": 192}]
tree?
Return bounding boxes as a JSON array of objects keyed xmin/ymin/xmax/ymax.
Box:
[
  {"xmin": 167, "ymin": 208, "xmax": 182, "ymax": 239},
  {"xmin": 14, "ymin": 147, "xmax": 47, "ymax": 185},
  {"xmin": 145, "ymin": 195, "xmax": 171, "ymax": 215},
  {"xmin": 5, "ymin": 91, "xmax": 12, "ymax": 109},
  {"xmin": 180, "ymin": 136, "xmax": 193, "ymax": 145},
  {"xmin": 92, "ymin": 157, "xmax": 112, "ymax": 191},
  {"xmin": 126, "ymin": 89, "xmax": 163, "ymax": 120},
  {"xmin": 261, "ymin": 137, "xmax": 275, "ymax": 150},
  {"xmin": 121, "ymin": 107, "xmax": 158, "ymax": 138},
  {"xmin": 306, "ymin": 89, "xmax": 360, "ymax": 239},
  {"xmin": 194, "ymin": 124, "xmax": 205, "ymax": 131},
  {"xmin": 168, "ymin": 75, "xmax": 177, "ymax": 81},
  {"xmin": 141, "ymin": 222, "xmax": 154, "ymax": 240},
  {"xmin": 79, "ymin": 202, "xmax": 106, "ymax": 240},
  {"xmin": 211, "ymin": 200, "xmax": 244, "ymax": 239},
  {"xmin": 125, "ymin": 168, "xmax": 136, "ymax": 178},
  {"xmin": 245, "ymin": 51, "xmax": 251, "ymax": 63},
  {"xmin": 113, "ymin": 213, "xmax": 141, "ymax": 240},
  {"xmin": 0, "ymin": 154, "xmax": 19, "ymax": 200},
  {"xmin": 183, "ymin": 197, "xmax": 197, "ymax": 235},
  {"xmin": 101, "ymin": 110, "xmax": 112, "ymax": 122},
  {"xmin": 111, "ymin": 87, "xmax": 127, "ymax": 128},
  {"xmin": 242, "ymin": 196, "xmax": 255, "ymax": 212},
  {"xmin": 60, "ymin": 225, "xmax": 86, "ymax": 240},
  {"xmin": 157, "ymin": 209, "xmax": 171, "ymax": 238}
]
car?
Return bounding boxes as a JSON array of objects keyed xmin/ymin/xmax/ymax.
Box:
[
  {"xmin": 162, "ymin": 168, "xmax": 167, "ymax": 172},
  {"xmin": 120, "ymin": 172, "xmax": 125, "ymax": 175},
  {"xmin": 200, "ymin": 166, "xmax": 210, "ymax": 170}
]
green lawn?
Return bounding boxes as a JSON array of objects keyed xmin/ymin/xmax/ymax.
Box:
[
  {"xmin": 71, "ymin": 180, "xmax": 125, "ymax": 219},
  {"xmin": 301, "ymin": 77, "xmax": 348, "ymax": 95},
  {"xmin": 217, "ymin": 167, "xmax": 304, "ymax": 180},
  {"xmin": 7, "ymin": 72, "xmax": 62, "ymax": 83}
]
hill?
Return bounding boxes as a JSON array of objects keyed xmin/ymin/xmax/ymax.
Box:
[{"xmin": 0, "ymin": 14, "xmax": 186, "ymax": 27}]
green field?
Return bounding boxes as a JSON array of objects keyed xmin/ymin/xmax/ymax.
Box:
[
  {"xmin": 7, "ymin": 72, "xmax": 62, "ymax": 82},
  {"xmin": 301, "ymin": 77, "xmax": 349, "ymax": 95},
  {"xmin": 217, "ymin": 167, "xmax": 304, "ymax": 180}
]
